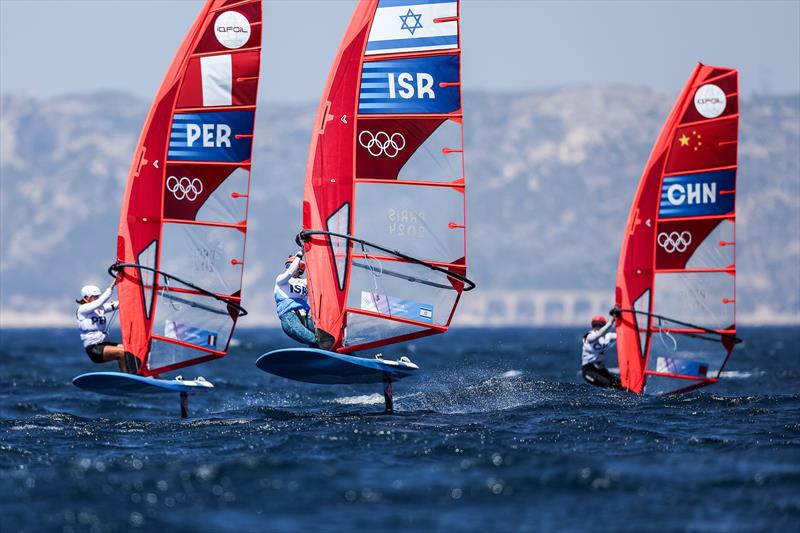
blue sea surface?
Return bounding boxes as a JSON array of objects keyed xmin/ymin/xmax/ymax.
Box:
[{"xmin": 1, "ymin": 327, "xmax": 799, "ymax": 533}]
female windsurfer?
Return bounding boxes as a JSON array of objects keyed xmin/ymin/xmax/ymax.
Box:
[
  {"xmin": 581, "ymin": 312, "xmax": 622, "ymax": 388},
  {"xmin": 275, "ymin": 251, "xmax": 318, "ymax": 347},
  {"xmin": 76, "ymin": 278, "xmax": 130, "ymax": 373}
]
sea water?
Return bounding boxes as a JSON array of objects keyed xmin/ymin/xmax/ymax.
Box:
[{"xmin": 1, "ymin": 327, "xmax": 798, "ymax": 532}]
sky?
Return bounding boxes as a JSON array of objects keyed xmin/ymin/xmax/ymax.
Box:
[{"xmin": 1, "ymin": 0, "xmax": 799, "ymax": 104}]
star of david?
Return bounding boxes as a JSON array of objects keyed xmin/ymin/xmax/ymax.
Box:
[{"xmin": 399, "ymin": 9, "xmax": 423, "ymax": 35}]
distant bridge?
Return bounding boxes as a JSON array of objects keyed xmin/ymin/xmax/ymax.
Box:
[{"xmin": 456, "ymin": 290, "xmax": 612, "ymax": 326}]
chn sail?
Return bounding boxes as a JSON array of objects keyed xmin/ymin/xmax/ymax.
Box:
[
  {"xmin": 615, "ymin": 64, "xmax": 740, "ymax": 395},
  {"xmin": 115, "ymin": 0, "xmax": 262, "ymax": 375},
  {"xmin": 301, "ymin": 0, "xmax": 473, "ymax": 353}
]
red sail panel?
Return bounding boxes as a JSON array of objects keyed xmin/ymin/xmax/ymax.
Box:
[
  {"xmin": 615, "ymin": 64, "xmax": 738, "ymax": 394},
  {"xmin": 303, "ymin": 0, "xmax": 467, "ymax": 353},
  {"xmin": 116, "ymin": 0, "xmax": 261, "ymax": 375}
]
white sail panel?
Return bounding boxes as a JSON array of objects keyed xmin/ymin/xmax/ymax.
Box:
[
  {"xmin": 148, "ymin": 339, "xmax": 215, "ymax": 370},
  {"xmin": 154, "ymin": 292, "xmax": 235, "ymax": 348},
  {"xmin": 397, "ymin": 120, "xmax": 463, "ymax": 182},
  {"xmin": 194, "ymin": 168, "xmax": 250, "ymax": 223},
  {"xmin": 684, "ymin": 220, "xmax": 734, "ymax": 270},
  {"xmin": 347, "ymin": 258, "xmax": 459, "ymax": 326},
  {"xmin": 652, "ymin": 272, "xmax": 735, "ymax": 330},
  {"xmin": 160, "ymin": 224, "xmax": 245, "ymax": 296},
  {"xmin": 354, "ymin": 182, "xmax": 464, "ymax": 263},
  {"xmin": 344, "ymin": 312, "xmax": 430, "ymax": 348}
]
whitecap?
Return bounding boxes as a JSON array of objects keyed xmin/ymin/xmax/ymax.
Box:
[
  {"xmin": 718, "ymin": 370, "xmax": 754, "ymax": 379},
  {"xmin": 11, "ymin": 424, "xmax": 63, "ymax": 432},
  {"xmin": 332, "ymin": 393, "xmax": 384, "ymax": 405}
]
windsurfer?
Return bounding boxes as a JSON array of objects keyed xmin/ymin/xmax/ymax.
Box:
[
  {"xmin": 581, "ymin": 311, "xmax": 622, "ymax": 388},
  {"xmin": 76, "ymin": 278, "xmax": 132, "ymax": 373},
  {"xmin": 275, "ymin": 251, "xmax": 317, "ymax": 347}
]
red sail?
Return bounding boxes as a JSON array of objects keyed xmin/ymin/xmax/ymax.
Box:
[
  {"xmin": 615, "ymin": 64, "xmax": 739, "ymax": 394},
  {"xmin": 116, "ymin": 0, "xmax": 262, "ymax": 375},
  {"xmin": 302, "ymin": 0, "xmax": 469, "ymax": 353}
]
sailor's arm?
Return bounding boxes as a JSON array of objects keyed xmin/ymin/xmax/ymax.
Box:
[
  {"xmin": 275, "ymin": 253, "xmax": 302, "ymax": 284},
  {"xmin": 585, "ymin": 320, "xmax": 614, "ymax": 342},
  {"xmin": 77, "ymin": 283, "xmax": 115, "ymax": 314}
]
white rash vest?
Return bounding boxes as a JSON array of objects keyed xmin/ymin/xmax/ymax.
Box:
[
  {"xmin": 274, "ymin": 257, "xmax": 310, "ymax": 317},
  {"xmin": 76, "ymin": 285, "xmax": 119, "ymax": 347},
  {"xmin": 581, "ymin": 321, "xmax": 617, "ymax": 366}
]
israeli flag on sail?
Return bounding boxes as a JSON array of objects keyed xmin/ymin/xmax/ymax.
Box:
[{"xmin": 365, "ymin": 0, "xmax": 458, "ymax": 56}]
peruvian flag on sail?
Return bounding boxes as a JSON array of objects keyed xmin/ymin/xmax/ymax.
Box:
[{"xmin": 177, "ymin": 50, "xmax": 260, "ymax": 108}]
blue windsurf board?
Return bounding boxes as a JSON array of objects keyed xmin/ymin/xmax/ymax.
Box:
[
  {"xmin": 255, "ymin": 348, "xmax": 419, "ymax": 384},
  {"xmin": 72, "ymin": 372, "xmax": 214, "ymax": 396}
]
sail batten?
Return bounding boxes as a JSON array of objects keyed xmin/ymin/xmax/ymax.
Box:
[{"xmin": 664, "ymin": 164, "xmax": 738, "ymax": 177}]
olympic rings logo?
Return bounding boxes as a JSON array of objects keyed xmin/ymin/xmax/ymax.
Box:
[
  {"xmin": 657, "ymin": 231, "xmax": 692, "ymax": 253},
  {"xmin": 358, "ymin": 130, "xmax": 406, "ymax": 158},
  {"xmin": 166, "ymin": 176, "xmax": 203, "ymax": 202}
]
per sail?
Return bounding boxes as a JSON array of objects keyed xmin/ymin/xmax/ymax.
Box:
[
  {"xmin": 116, "ymin": 0, "xmax": 262, "ymax": 375},
  {"xmin": 615, "ymin": 64, "xmax": 739, "ymax": 394},
  {"xmin": 302, "ymin": 0, "xmax": 471, "ymax": 353}
]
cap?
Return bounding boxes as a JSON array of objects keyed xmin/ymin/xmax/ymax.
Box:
[{"xmin": 80, "ymin": 285, "xmax": 102, "ymax": 298}]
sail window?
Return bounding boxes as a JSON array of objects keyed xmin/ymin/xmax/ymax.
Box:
[
  {"xmin": 160, "ymin": 223, "xmax": 245, "ymax": 297},
  {"xmin": 137, "ymin": 240, "xmax": 158, "ymax": 320},
  {"xmin": 652, "ymin": 272, "xmax": 735, "ymax": 331},
  {"xmin": 343, "ymin": 312, "xmax": 429, "ymax": 348},
  {"xmin": 632, "ymin": 289, "xmax": 650, "ymax": 360},
  {"xmin": 398, "ymin": 120, "xmax": 463, "ymax": 182},
  {"xmin": 325, "ymin": 203, "xmax": 350, "ymax": 291},
  {"xmin": 354, "ymin": 182, "xmax": 464, "ymax": 264}
]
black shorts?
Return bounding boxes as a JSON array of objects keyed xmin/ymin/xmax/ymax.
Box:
[
  {"xmin": 582, "ymin": 363, "xmax": 622, "ymax": 389},
  {"xmin": 85, "ymin": 342, "xmax": 117, "ymax": 364}
]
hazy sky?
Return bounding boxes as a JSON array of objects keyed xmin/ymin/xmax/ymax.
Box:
[{"xmin": 1, "ymin": 0, "xmax": 799, "ymax": 104}]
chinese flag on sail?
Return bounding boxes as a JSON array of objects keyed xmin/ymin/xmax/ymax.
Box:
[{"xmin": 665, "ymin": 116, "xmax": 737, "ymax": 174}]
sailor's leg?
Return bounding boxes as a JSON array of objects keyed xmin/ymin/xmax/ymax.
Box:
[
  {"xmin": 598, "ymin": 366, "xmax": 622, "ymax": 389},
  {"xmin": 280, "ymin": 312, "xmax": 318, "ymax": 346},
  {"xmin": 582, "ymin": 364, "xmax": 616, "ymax": 388},
  {"xmin": 102, "ymin": 344, "xmax": 128, "ymax": 373},
  {"xmin": 302, "ymin": 314, "xmax": 319, "ymax": 348},
  {"xmin": 582, "ymin": 366, "xmax": 598, "ymax": 386}
]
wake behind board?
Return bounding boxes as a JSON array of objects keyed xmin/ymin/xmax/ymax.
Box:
[
  {"xmin": 72, "ymin": 372, "xmax": 213, "ymax": 396},
  {"xmin": 255, "ymin": 348, "xmax": 419, "ymax": 385}
]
